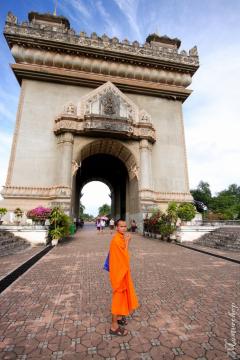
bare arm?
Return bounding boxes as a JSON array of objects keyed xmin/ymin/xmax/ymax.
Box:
[{"xmin": 124, "ymin": 233, "xmax": 131, "ymax": 249}]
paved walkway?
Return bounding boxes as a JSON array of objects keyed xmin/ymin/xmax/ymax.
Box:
[
  {"xmin": 0, "ymin": 247, "xmax": 44, "ymax": 280},
  {"xmin": 0, "ymin": 225, "xmax": 239, "ymax": 359}
]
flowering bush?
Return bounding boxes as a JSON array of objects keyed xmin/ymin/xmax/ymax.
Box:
[
  {"xmin": 144, "ymin": 203, "xmax": 179, "ymax": 240},
  {"xmin": 143, "ymin": 208, "xmax": 162, "ymax": 233},
  {"xmin": 27, "ymin": 206, "xmax": 51, "ymax": 222}
]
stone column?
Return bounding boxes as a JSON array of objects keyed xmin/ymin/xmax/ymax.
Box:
[
  {"xmin": 57, "ymin": 132, "xmax": 74, "ymax": 187},
  {"xmin": 139, "ymin": 139, "xmax": 152, "ymax": 190}
]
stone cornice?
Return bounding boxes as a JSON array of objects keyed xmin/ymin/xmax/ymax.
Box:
[
  {"xmin": 139, "ymin": 189, "xmax": 193, "ymax": 203},
  {"xmin": 11, "ymin": 63, "xmax": 192, "ymax": 102},
  {"xmin": 4, "ymin": 12, "xmax": 199, "ymax": 75},
  {"xmin": 54, "ymin": 114, "xmax": 156, "ymax": 143},
  {"xmin": 1, "ymin": 185, "xmax": 71, "ymax": 199}
]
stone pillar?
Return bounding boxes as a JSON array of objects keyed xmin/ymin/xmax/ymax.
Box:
[
  {"xmin": 114, "ymin": 186, "xmax": 121, "ymax": 219},
  {"xmin": 57, "ymin": 132, "xmax": 74, "ymax": 187},
  {"xmin": 139, "ymin": 139, "xmax": 152, "ymax": 190}
]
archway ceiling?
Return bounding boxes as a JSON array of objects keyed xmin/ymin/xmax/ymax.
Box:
[
  {"xmin": 80, "ymin": 139, "xmax": 136, "ymax": 175},
  {"xmin": 77, "ymin": 153, "xmax": 128, "ymax": 192}
]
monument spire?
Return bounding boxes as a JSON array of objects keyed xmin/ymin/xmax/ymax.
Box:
[{"xmin": 53, "ymin": 0, "xmax": 58, "ymax": 16}]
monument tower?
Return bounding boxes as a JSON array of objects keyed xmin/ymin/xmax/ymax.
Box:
[{"xmin": 2, "ymin": 11, "xmax": 199, "ymax": 224}]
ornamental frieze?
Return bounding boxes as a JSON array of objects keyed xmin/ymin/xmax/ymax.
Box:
[
  {"xmin": 5, "ymin": 12, "xmax": 199, "ymax": 68},
  {"xmin": 54, "ymin": 116, "xmax": 155, "ymax": 142},
  {"xmin": 1, "ymin": 185, "xmax": 71, "ymax": 199}
]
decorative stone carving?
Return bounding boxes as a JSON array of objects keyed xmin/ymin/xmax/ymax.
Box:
[
  {"xmin": 156, "ymin": 191, "xmax": 193, "ymax": 202},
  {"xmin": 72, "ymin": 160, "xmax": 80, "ymax": 176},
  {"xmin": 54, "ymin": 82, "xmax": 156, "ymax": 142},
  {"xmin": 180, "ymin": 50, "xmax": 187, "ymax": 56},
  {"xmin": 64, "ymin": 102, "xmax": 77, "ymax": 115},
  {"xmin": 132, "ymin": 41, "xmax": 140, "ymax": 48},
  {"xmin": 1, "ymin": 185, "xmax": 71, "ymax": 199},
  {"xmin": 112, "ymin": 37, "xmax": 119, "ymax": 45},
  {"xmin": 129, "ymin": 164, "xmax": 139, "ymax": 180},
  {"xmin": 139, "ymin": 109, "xmax": 151, "ymax": 123},
  {"xmin": 6, "ymin": 11, "xmax": 17, "ymax": 24},
  {"xmin": 100, "ymin": 90, "xmax": 120, "ymax": 116},
  {"xmin": 4, "ymin": 12, "xmax": 199, "ymax": 68},
  {"xmin": 8, "ymin": 45, "xmax": 193, "ymax": 89},
  {"xmin": 78, "ymin": 81, "xmax": 138, "ymax": 122},
  {"xmin": 189, "ymin": 46, "xmax": 198, "ymax": 56}
]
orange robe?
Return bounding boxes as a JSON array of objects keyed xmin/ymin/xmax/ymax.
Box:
[{"xmin": 109, "ymin": 232, "xmax": 139, "ymax": 315}]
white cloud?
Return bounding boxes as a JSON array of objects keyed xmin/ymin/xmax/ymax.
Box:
[
  {"xmin": 95, "ymin": 0, "xmax": 123, "ymax": 39},
  {"xmin": 65, "ymin": 0, "xmax": 91, "ymax": 19},
  {"xmin": 0, "ymin": 102, "xmax": 16, "ymax": 121},
  {"xmin": 113, "ymin": 0, "xmax": 142, "ymax": 40},
  {"xmin": 58, "ymin": 0, "xmax": 92, "ymax": 29},
  {"xmin": 184, "ymin": 45, "xmax": 240, "ymax": 194}
]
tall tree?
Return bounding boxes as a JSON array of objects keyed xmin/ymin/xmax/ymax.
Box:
[
  {"xmin": 98, "ymin": 203, "xmax": 110, "ymax": 216},
  {"xmin": 211, "ymin": 184, "xmax": 240, "ymax": 219},
  {"xmin": 190, "ymin": 181, "xmax": 212, "ymax": 207},
  {"xmin": 79, "ymin": 202, "xmax": 85, "ymax": 216}
]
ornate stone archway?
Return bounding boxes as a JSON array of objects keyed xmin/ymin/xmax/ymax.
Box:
[
  {"xmin": 1, "ymin": 11, "xmax": 198, "ymax": 226},
  {"xmin": 53, "ymin": 81, "xmax": 156, "ymax": 222}
]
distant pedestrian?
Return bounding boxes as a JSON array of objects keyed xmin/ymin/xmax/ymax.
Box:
[
  {"xmin": 96, "ymin": 218, "xmax": 101, "ymax": 233},
  {"xmin": 109, "ymin": 218, "xmax": 115, "ymax": 234},
  {"xmin": 100, "ymin": 218, "xmax": 105, "ymax": 233},
  {"xmin": 130, "ymin": 219, "xmax": 137, "ymax": 233}
]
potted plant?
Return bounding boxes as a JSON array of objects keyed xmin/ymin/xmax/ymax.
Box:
[
  {"xmin": 49, "ymin": 207, "xmax": 70, "ymax": 245},
  {"xmin": 157, "ymin": 211, "xmax": 176, "ymax": 241},
  {"xmin": 14, "ymin": 208, "xmax": 23, "ymax": 225},
  {"xmin": 49, "ymin": 227, "xmax": 63, "ymax": 246},
  {"xmin": 0, "ymin": 208, "xmax": 7, "ymax": 225},
  {"xmin": 149, "ymin": 208, "xmax": 162, "ymax": 236},
  {"xmin": 158, "ymin": 221, "xmax": 176, "ymax": 241}
]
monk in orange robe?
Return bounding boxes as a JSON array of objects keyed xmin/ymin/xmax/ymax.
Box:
[{"xmin": 109, "ymin": 219, "xmax": 139, "ymax": 336}]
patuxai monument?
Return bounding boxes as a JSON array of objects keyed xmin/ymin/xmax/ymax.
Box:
[{"xmin": 1, "ymin": 11, "xmax": 199, "ymax": 224}]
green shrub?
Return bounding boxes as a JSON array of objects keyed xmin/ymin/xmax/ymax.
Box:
[
  {"xmin": 48, "ymin": 207, "xmax": 71, "ymax": 240},
  {"xmin": 158, "ymin": 222, "xmax": 176, "ymax": 238},
  {"xmin": 0, "ymin": 208, "xmax": 7, "ymax": 219},
  {"xmin": 177, "ymin": 203, "xmax": 196, "ymax": 222},
  {"xmin": 14, "ymin": 208, "xmax": 23, "ymax": 218}
]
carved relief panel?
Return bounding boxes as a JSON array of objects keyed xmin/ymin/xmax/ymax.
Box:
[{"xmin": 54, "ymin": 81, "xmax": 156, "ymax": 142}]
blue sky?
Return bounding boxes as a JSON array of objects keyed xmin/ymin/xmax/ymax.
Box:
[{"xmin": 1, "ymin": 0, "xmax": 240, "ymax": 215}]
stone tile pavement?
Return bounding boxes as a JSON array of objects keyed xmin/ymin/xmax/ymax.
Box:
[
  {"xmin": 0, "ymin": 225, "xmax": 239, "ymax": 359},
  {"xmin": 0, "ymin": 247, "xmax": 45, "ymax": 280}
]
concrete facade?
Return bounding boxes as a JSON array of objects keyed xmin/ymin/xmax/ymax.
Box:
[{"xmin": 1, "ymin": 11, "xmax": 199, "ymax": 224}]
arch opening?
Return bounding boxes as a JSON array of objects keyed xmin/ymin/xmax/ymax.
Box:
[
  {"xmin": 71, "ymin": 139, "xmax": 140, "ymax": 223},
  {"xmin": 81, "ymin": 181, "xmax": 111, "ymax": 217}
]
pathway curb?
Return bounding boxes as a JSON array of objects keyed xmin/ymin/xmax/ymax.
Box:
[{"xmin": 0, "ymin": 244, "xmax": 53, "ymax": 293}]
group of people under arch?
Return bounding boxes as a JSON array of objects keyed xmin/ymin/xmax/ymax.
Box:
[{"xmin": 96, "ymin": 218, "xmax": 137, "ymax": 234}]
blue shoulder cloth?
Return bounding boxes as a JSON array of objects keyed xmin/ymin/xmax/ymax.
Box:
[{"xmin": 103, "ymin": 252, "xmax": 109, "ymax": 272}]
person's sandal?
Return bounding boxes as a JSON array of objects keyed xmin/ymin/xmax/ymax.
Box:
[
  {"xmin": 109, "ymin": 327, "xmax": 128, "ymax": 336},
  {"xmin": 117, "ymin": 317, "xmax": 128, "ymax": 326}
]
